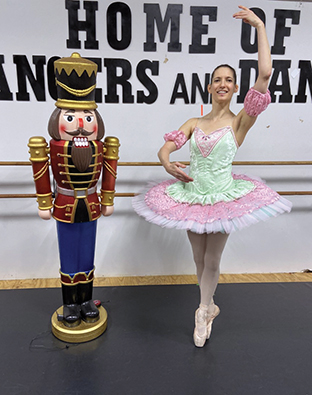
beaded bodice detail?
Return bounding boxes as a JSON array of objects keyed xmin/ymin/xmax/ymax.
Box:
[{"xmin": 166, "ymin": 126, "xmax": 255, "ymax": 205}]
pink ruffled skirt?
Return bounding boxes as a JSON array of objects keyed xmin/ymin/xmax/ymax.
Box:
[{"xmin": 132, "ymin": 174, "xmax": 292, "ymax": 234}]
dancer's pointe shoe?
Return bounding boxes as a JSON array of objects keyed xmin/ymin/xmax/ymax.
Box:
[
  {"xmin": 206, "ymin": 305, "xmax": 220, "ymax": 340},
  {"xmin": 193, "ymin": 308, "xmax": 208, "ymax": 347},
  {"xmin": 193, "ymin": 304, "xmax": 220, "ymax": 347}
]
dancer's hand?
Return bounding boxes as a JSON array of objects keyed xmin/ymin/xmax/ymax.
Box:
[
  {"xmin": 165, "ymin": 162, "xmax": 193, "ymax": 183},
  {"xmin": 233, "ymin": 5, "xmax": 264, "ymax": 29}
]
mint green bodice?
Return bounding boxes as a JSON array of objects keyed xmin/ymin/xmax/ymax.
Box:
[{"xmin": 166, "ymin": 126, "xmax": 255, "ymax": 205}]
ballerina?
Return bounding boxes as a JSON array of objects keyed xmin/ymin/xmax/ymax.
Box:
[{"xmin": 133, "ymin": 6, "xmax": 292, "ymax": 347}]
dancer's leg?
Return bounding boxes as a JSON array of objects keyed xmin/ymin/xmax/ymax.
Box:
[
  {"xmin": 200, "ymin": 232, "xmax": 229, "ymax": 306},
  {"xmin": 187, "ymin": 231, "xmax": 207, "ymax": 288},
  {"xmin": 187, "ymin": 231, "xmax": 229, "ymax": 306},
  {"xmin": 187, "ymin": 231, "xmax": 229, "ymax": 346}
]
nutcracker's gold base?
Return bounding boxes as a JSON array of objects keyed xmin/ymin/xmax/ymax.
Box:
[{"xmin": 51, "ymin": 305, "xmax": 107, "ymax": 343}]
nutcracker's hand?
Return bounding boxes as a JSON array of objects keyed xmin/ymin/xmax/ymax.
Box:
[
  {"xmin": 38, "ymin": 209, "xmax": 52, "ymax": 220},
  {"xmin": 101, "ymin": 205, "xmax": 114, "ymax": 217}
]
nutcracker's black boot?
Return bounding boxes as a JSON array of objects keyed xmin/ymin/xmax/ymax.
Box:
[
  {"xmin": 79, "ymin": 280, "xmax": 99, "ymax": 323},
  {"xmin": 61, "ymin": 284, "xmax": 81, "ymax": 327}
]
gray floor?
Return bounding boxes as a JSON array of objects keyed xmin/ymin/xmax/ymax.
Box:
[{"xmin": 0, "ymin": 283, "xmax": 311, "ymax": 395}]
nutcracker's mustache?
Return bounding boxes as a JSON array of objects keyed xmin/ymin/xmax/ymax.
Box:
[{"xmin": 64, "ymin": 128, "xmax": 94, "ymax": 137}]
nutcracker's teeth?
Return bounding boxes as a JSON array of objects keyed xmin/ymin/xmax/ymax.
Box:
[{"xmin": 73, "ymin": 137, "xmax": 89, "ymax": 148}]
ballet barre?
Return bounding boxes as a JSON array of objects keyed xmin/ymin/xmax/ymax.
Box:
[{"xmin": 0, "ymin": 160, "xmax": 312, "ymax": 198}]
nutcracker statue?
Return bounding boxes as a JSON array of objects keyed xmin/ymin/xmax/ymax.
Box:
[{"xmin": 28, "ymin": 53, "xmax": 120, "ymax": 342}]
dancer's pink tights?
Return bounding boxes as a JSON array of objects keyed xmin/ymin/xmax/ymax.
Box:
[{"xmin": 187, "ymin": 231, "xmax": 229, "ymax": 312}]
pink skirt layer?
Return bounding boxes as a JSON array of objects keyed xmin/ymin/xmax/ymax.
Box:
[{"xmin": 132, "ymin": 174, "xmax": 292, "ymax": 234}]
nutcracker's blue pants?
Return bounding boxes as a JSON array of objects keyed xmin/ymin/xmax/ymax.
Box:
[{"xmin": 56, "ymin": 221, "xmax": 97, "ymax": 277}]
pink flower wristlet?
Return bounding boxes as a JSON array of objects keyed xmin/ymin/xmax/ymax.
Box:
[
  {"xmin": 244, "ymin": 88, "xmax": 271, "ymax": 117},
  {"xmin": 164, "ymin": 130, "xmax": 188, "ymax": 149}
]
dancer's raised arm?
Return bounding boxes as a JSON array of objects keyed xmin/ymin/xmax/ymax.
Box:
[
  {"xmin": 233, "ymin": 5, "xmax": 272, "ymax": 93},
  {"xmin": 233, "ymin": 6, "xmax": 272, "ymax": 144}
]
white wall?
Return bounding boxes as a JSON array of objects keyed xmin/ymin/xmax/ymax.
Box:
[{"xmin": 0, "ymin": 0, "xmax": 311, "ymax": 280}]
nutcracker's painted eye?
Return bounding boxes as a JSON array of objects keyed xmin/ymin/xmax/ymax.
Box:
[
  {"xmin": 85, "ymin": 115, "xmax": 94, "ymax": 123},
  {"xmin": 63, "ymin": 115, "xmax": 75, "ymax": 123}
]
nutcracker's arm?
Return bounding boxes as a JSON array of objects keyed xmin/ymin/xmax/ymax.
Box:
[
  {"xmin": 28, "ymin": 137, "xmax": 53, "ymax": 218},
  {"xmin": 101, "ymin": 136, "xmax": 120, "ymax": 216}
]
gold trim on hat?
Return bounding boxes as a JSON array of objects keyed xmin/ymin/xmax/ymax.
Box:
[
  {"xmin": 55, "ymin": 99, "xmax": 98, "ymax": 110},
  {"xmin": 56, "ymin": 79, "xmax": 96, "ymax": 97},
  {"xmin": 54, "ymin": 52, "xmax": 97, "ymax": 77}
]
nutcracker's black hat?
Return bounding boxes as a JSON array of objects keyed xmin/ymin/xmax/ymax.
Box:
[{"xmin": 54, "ymin": 52, "xmax": 97, "ymax": 110}]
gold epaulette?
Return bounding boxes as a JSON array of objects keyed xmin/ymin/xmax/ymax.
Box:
[
  {"xmin": 28, "ymin": 136, "xmax": 49, "ymax": 162},
  {"xmin": 103, "ymin": 136, "xmax": 120, "ymax": 160}
]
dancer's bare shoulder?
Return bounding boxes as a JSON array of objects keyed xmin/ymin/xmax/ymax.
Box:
[{"xmin": 178, "ymin": 118, "xmax": 198, "ymax": 139}]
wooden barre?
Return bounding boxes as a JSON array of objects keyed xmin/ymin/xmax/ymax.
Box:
[
  {"xmin": 1, "ymin": 161, "xmax": 312, "ymax": 166},
  {"xmin": 0, "ymin": 191, "xmax": 312, "ymax": 199},
  {"xmin": 0, "ymin": 193, "xmax": 135, "ymax": 198},
  {"xmin": 1, "ymin": 160, "xmax": 311, "ymax": 198}
]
